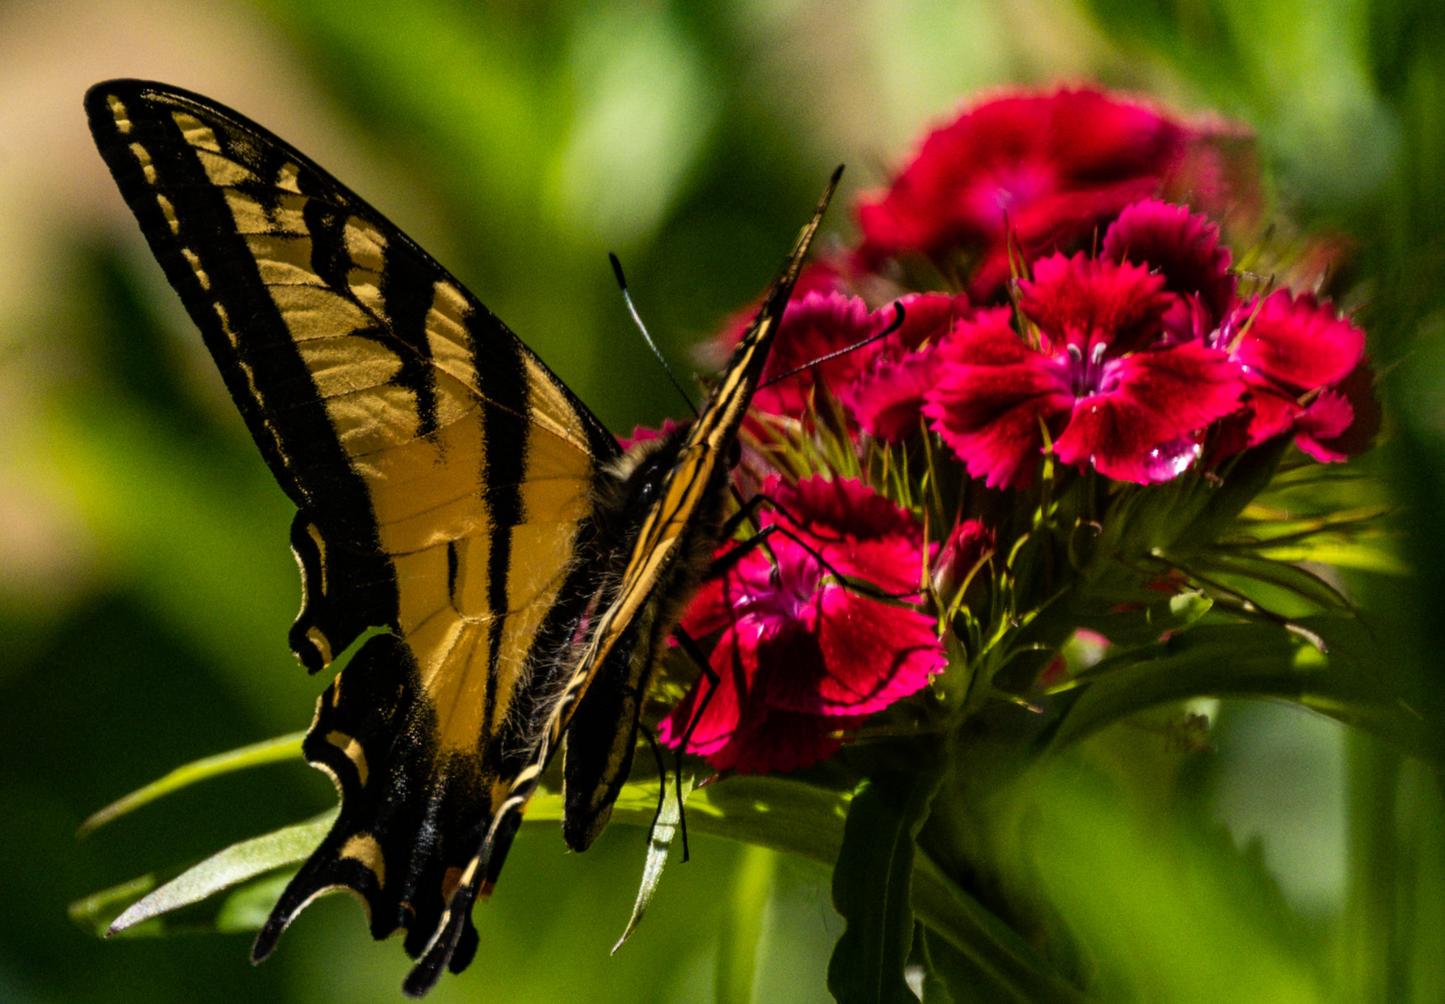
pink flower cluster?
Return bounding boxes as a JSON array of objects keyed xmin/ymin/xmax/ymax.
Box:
[
  {"xmin": 657, "ymin": 478, "xmax": 944, "ymax": 774},
  {"xmin": 658, "ymin": 86, "xmax": 1376, "ymax": 776}
]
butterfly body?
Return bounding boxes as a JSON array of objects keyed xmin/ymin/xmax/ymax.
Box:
[{"xmin": 85, "ymin": 78, "xmax": 835, "ymax": 995}]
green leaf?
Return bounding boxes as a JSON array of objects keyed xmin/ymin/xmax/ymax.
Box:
[
  {"xmin": 611, "ymin": 769, "xmax": 691, "ymax": 953},
  {"xmin": 828, "ymin": 753, "xmax": 946, "ymax": 1004},
  {"xmin": 1046, "ymin": 619, "xmax": 1441, "ymax": 764},
  {"xmin": 68, "ymin": 874, "xmax": 160, "ymax": 938},
  {"xmin": 79, "ymin": 732, "xmax": 305, "ymax": 835},
  {"xmin": 1071, "ymin": 589, "xmax": 1213, "ymax": 649},
  {"xmin": 908, "ymin": 926, "xmax": 955, "ymax": 1004},
  {"xmin": 213, "ymin": 871, "xmax": 298, "ymax": 933},
  {"xmin": 103, "ymin": 811, "xmax": 333, "ymax": 936},
  {"xmin": 1182, "ymin": 552, "xmax": 1353, "ymax": 614}
]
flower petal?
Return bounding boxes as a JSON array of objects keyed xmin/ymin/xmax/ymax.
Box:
[
  {"xmin": 1293, "ymin": 390, "xmax": 1355, "ymax": 463},
  {"xmin": 1102, "ymin": 199, "xmax": 1236, "ymax": 324},
  {"xmin": 720, "ymin": 710, "xmax": 869, "ymax": 775},
  {"xmin": 891, "ymin": 293, "xmax": 974, "ymax": 351},
  {"xmin": 842, "ymin": 347, "xmax": 943, "ymax": 442},
  {"xmin": 658, "ymin": 618, "xmax": 760, "ymax": 755},
  {"xmin": 753, "ymin": 292, "xmax": 893, "ymax": 418},
  {"xmin": 925, "ymin": 311, "xmax": 1074, "ymax": 488},
  {"xmin": 1018, "ymin": 252, "xmax": 1173, "ymax": 356},
  {"xmin": 1308, "ymin": 358, "xmax": 1380, "ymax": 458},
  {"xmin": 1055, "ymin": 342, "xmax": 1244, "ymax": 482},
  {"xmin": 770, "ymin": 477, "xmax": 928, "ymax": 591},
  {"xmin": 855, "ymin": 87, "xmax": 1192, "ymax": 271},
  {"xmin": 1230, "ymin": 290, "xmax": 1365, "ymax": 391},
  {"xmin": 756, "ymin": 584, "xmax": 942, "ymax": 716}
]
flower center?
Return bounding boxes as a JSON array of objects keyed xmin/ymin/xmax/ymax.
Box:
[{"xmin": 1064, "ymin": 341, "xmax": 1110, "ymax": 397}]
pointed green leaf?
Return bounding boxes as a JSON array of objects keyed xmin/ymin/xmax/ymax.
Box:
[
  {"xmin": 1072, "ymin": 589, "xmax": 1213, "ymax": 649},
  {"xmin": 612, "ymin": 769, "xmax": 691, "ymax": 953},
  {"xmin": 828, "ymin": 752, "xmax": 946, "ymax": 1004},
  {"xmin": 105, "ymin": 811, "xmax": 333, "ymax": 935},
  {"xmin": 1047, "ymin": 619, "xmax": 1441, "ymax": 763},
  {"xmin": 79, "ymin": 732, "xmax": 305, "ymax": 835},
  {"xmin": 69, "ymin": 874, "xmax": 160, "ymax": 938}
]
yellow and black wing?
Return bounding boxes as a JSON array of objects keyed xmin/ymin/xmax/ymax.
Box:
[
  {"xmin": 398, "ymin": 168, "xmax": 841, "ymax": 994},
  {"xmin": 86, "ymin": 79, "xmax": 623, "ymax": 985},
  {"xmin": 87, "ymin": 76, "xmax": 840, "ymax": 998}
]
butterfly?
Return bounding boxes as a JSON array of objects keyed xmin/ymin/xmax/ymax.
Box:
[{"xmin": 86, "ymin": 78, "xmax": 838, "ymax": 996}]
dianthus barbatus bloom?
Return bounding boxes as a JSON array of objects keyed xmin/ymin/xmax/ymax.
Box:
[
  {"xmin": 839, "ymin": 292, "xmax": 972, "ymax": 441},
  {"xmin": 658, "ymin": 477, "xmax": 944, "ymax": 775},
  {"xmin": 1101, "ymin": 199, "xmax": 1237, "ymax": 342},
  {"xmin": 854, "ymin": 87, "xmax": 1240, "ymax": 299},
  {"xmin": 923, "ymin": 250, "xmax": 1247, "ymax": 488},
  {"xmin": 750, "ymin": 291, "xmax": 894, "ymax": 420},
  {"xmin": 1215, "ymin": 289, "xmax": 1368, "ymax": 460}
]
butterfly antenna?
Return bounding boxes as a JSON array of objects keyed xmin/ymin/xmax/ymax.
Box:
[
  {"xmin": 760, "ymin": 300, "xmax": 906, "ymax": 389},
  {"xmin": 609, "ymin": 253, "xmax": 699, "ymax": 418}
]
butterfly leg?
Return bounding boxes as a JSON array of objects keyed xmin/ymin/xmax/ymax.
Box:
[
  {"xmin": 667, "ymin": 625, "xmax": 724, "ymax": 862},
  {"xmin": 720, "ymin": 495, "xmax": 920, "ymax": 601}
]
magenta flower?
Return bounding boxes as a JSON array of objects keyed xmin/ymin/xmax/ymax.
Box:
[
  {"xmin": 923, "ymin": 252, "xmax": 1247, "ymax": 487},
  {"xmin": 840, "ymin": 292, "xmax": 972, "ymax": 441},
  {"xmin": 1101, "ymin": 199, "xmax": 1236, "ymax": 340},
  {"xmin": 750, "ymin": 292, "xmax": 894, "ymax": 420},
  {"xmin": 854, "ymin": 88, "xmax": 1213, "ymax": 299},
  {"xmin": 659, "ymin": 477, "xmax": 944, "ymax": 775},
  {"xmin": 1218, "ymin": 290, "xmax": 1368, "ymax": 459},
  {"xmin": 932, "ymin": 518, "xmax": 994, "ymax": 600}
]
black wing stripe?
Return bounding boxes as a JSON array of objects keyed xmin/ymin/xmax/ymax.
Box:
[
  {"xmin": 93, "ymin": 92, "xmax": 377, "ymax": 539},
  {"xmin": 471, "ymin": 307, "xmax": 530, "ymax": 752}
]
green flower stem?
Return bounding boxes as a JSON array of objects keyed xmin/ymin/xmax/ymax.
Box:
[
  {"xmin": 1336, "ymin": 731, "xmax": 1403, "ymax": 1003},
  {"xmin": 716, "ymin": 844, "xmax": 776, "ymax": 1004}
]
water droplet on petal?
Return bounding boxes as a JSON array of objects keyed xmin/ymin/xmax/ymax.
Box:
[{"xmin": 1144, "ymin": 437, "xmax": 1201, "ymax": 481}]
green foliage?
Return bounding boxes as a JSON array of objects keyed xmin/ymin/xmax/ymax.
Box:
[{"xmin": 828, "ymin": 757, "xmax": 945, "ymax": 1004}]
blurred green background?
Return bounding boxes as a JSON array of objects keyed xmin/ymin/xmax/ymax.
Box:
[{"xmin": 1, "ymin": 0, "xmax": 1442, "ymax": 1001}]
